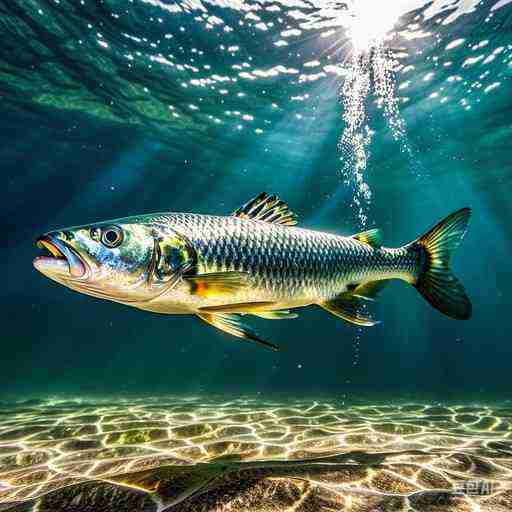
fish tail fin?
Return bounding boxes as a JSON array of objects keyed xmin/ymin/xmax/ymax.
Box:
[{"xmin": 409, "ymin": 208, "xmax": 472, "ymax": 320}]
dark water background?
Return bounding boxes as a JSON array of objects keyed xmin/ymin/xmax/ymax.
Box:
[{"xmin": 1, "ymin": 0, "xmax": 511, "ymax": 399}]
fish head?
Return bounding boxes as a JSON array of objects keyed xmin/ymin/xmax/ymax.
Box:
[{"xmin": 33, "ymin": 220, "xmax": 195, "ymax": 303}]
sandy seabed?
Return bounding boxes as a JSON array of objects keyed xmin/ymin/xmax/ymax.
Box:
[{"xmin": 0, "ymin": 396, "xmax": 511, "ymax": 511}]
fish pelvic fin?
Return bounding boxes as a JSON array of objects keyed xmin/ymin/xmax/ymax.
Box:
[
  {"xmin": 409, "ymin": 207, "xmax": 472, "ymax": 320},
  {"xmin": 319, "ymin": 292, "xmax": 380, "ymax": 327},
  {"xmin": 197, "ymin": 312, "xmax": 280, "ymax": 351}
]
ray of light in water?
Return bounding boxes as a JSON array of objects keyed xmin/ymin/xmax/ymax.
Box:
[
  {"xmin": 372, "ymin": 46, "xmax": 428, "ymax": 182},
  {"xmin": 338, "ymin": 1, "xmax": 422, "ymax": 226},
  {"xmin": 346, "ymin": 0, "xmax": 407, "ymax": 52}
]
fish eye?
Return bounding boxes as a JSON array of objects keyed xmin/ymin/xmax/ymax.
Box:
[{"xmin": 100, "ymin": 226, "xmax": 124, "ymax": 248}]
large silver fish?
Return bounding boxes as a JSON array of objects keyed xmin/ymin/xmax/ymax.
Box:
[{"xmin": 34, "ymin": 192, "xmax": 472, "ymax": 350}]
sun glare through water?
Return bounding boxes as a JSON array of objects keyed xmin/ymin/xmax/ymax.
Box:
[
  {"xmin": 346, "ymin": 0, "xmax": 405, "ymax": 52},
  {"xmin": 340, "ymin": 0, "xmax": 414, "ymax": 226}
]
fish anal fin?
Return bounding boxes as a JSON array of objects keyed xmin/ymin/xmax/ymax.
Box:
[
  {"xmin": 185, "ymin": 272, "xmax": 249, "ymax": 298},
  {"xmin": 199, "ymin": 301, "xmax": 277, "ymax": 313},
  {"xmin": 252, "ymin": 310, "xmax": 298, "ymax": 320},
  {"xmin": 232, "ymin": 192, "xmax": 298, "ymax": 226},
  {"xmin": 320, "ymin": 293, "xmax": 379, "ymax": 327},
  {"xmin": 353, "ymin": 280, "xmax": 390, "ymax": 300},
  {"xmin": 352, "ymin": 228, "xmax": 382, "ymax": 248},
  {"xmin": 197, "ymin": 312, "xmax": 279, "ymax": 351}
]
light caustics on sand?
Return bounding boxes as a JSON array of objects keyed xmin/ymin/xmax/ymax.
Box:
[
  {"xmin": 0, "ymin": 397, "xmax": 511, "ymax": 511},
  {"xmin": 339, "ymin": 2, "xmax": 412, "ymax": 226}
]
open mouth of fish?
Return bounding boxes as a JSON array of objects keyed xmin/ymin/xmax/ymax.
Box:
[{"xmin": 33, "ymin": 235, "xmax": 86, "ymax": 278}]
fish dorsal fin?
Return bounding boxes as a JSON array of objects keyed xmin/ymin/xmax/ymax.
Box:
[
  {"xmin": 232, "ymin": 192, "xmax": 298, "ymax": 226},
  {"xmin": 352, "ymin": 228, "xmax": 382, "ymax": 248}
]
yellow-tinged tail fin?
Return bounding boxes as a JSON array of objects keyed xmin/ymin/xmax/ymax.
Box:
[{"xmin": 411, "ymin": 208, "xmax": 472, "ymax": 320}]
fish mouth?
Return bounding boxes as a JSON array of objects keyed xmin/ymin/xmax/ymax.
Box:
[{"xmin": 33, "ymin": 235, "xmax": 86, "ymax": 279}]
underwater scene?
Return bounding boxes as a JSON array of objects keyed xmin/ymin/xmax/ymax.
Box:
[{"xmin": 1, "ymin": 0, "xmax": 512, "ymax": 510}]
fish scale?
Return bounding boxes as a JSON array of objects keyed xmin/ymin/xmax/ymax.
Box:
[{"xmin": 147, "ymin": 213, "xmax": 419, "ymax": 304}]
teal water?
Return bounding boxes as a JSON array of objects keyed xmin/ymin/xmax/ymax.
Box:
[
  {"xmin": 2, "ymin": 0, "xmax": 511, "ymax": 397},
  {"xmin": 1, "ymin": 1, "xmax": 512, "ymax": 509}
]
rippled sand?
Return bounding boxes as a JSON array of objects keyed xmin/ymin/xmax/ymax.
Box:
[{"xmin": 0, "ymin": 397, "xmax": 511, "ymax": 511}]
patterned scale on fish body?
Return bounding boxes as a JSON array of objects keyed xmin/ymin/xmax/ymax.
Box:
[{"xmin": 142, "ymin": 204, "xmax": 419, "ymax": 315}]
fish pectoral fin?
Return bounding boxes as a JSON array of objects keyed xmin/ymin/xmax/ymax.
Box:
[
  {"xmin": 184, "ymin": 272, "xmax": 249, "ymax": 298},
  {"xmin": 319, "ymin": 293, "xmax": 380, "ymax": 327},
  {"xmin": 232, "ymin": 192, "xmax": 298, "ymax": 226},
  {"xmin": 252, "ymin": 310, "xmax": 298, "ymax": 320},
  {"xmin": 352, "ymin": 228, "xmax": 382, "ymax": 248},
  {"xmin": 199, "ymin": 301, "xmax": 277, "ymax": 313},
  {"xmin": 197, "ymin": 312, "xmax": 279, "ymax": 351},
  {"xmin": 353, "ymin": 280, "xmax": 390, "ymax": 301}
]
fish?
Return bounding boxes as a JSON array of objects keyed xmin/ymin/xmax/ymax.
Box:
[{"xmin": 33, "ymin": 192, "xmax": 472, "ymax": 351}]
